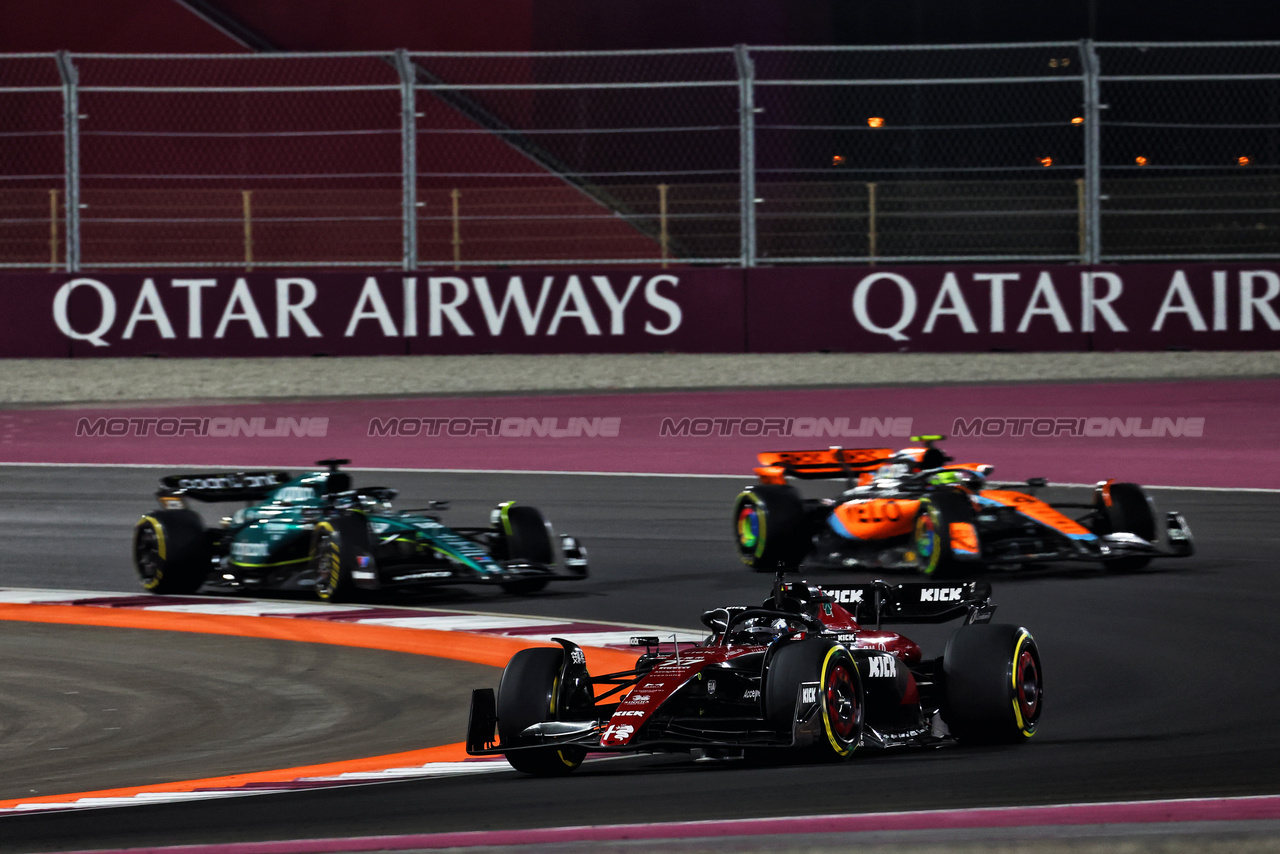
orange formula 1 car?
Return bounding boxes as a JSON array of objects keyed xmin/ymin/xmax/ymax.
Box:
[{"xmin": 733, "ymin": 435, "xmax": 1194, "ymax": 575}]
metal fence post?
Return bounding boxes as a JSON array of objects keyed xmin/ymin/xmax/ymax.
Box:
[
  {"xmin": 394, "ymin": 49, "xmax": 419, "ymax": 271},
  {"xmin": 734, "ymin": 44, "xmax": 757, "ymax": 268},
  {"xmin": 1081, "ymin": 39, "xmax": 1102, "ymax": 264},
  {"xmin": 55, "ymin": 51, "xmax": 80, "ymax": 272}
]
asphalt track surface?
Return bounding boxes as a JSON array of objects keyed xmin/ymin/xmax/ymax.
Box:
[{"xmin": 1, "ymin": 465, "xmax": 1279, "ymax": 851}]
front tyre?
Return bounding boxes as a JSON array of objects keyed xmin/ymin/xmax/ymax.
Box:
[
  {"xmin": 497, "ymin": 504, "xmax": 556, "ymax": 595},
  {"xmin": 133, "ymin": 510, "xmax": 211, "ymax": 595},
  {"xmin": 766, "ymin": 638, "xmax": 863, "ymax": 760},
  {"xmin": 913, "ymin": 488, "xmax": 976, "ymax": 576},
  {"xmin": 1092, "ymin": 482, "xmax": 1157, "ymax": 571},
  {"xmin": 497, "ymin": 647, "xmax": 585, "ymax": 776},
  {"xmin": 734, "ymin": 485, "xmax": 808, "ymax": 571},
  {"xmin": 311, "ymin": 515, "xmax": 372, "ymax": 603},
  {"xmin": 942, "ymin": 624, "xmax": 1042, "ymax": 744}
]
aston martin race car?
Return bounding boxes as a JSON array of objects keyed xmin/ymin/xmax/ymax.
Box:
[
  {"xmin": 733, "ymin": 436, "xmax": 1194, "ymax": 575},
  {"xmin": 132, "ymin": 459, "xmax": 587, "ymax": 600},
  {"xmin": 466, "ymin": 574, "xmax": 1041, "ymax": 775}
]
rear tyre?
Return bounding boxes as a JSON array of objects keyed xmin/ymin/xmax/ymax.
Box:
[
  {"xmin": 498, "ymin": 505, "xmax": 555, "ymax": 594},
  {"xmin": 734, "ymin": 485, "xmax": 809, "ymax": 571},
  {"xmin": 913, "ymin": 488, "xmax": 977, "ymax": 576},
  {"xmin": 311, "ymin": 514, "xmax": 371, "ymax": 603},
  {"xmin": 942, "ymin": 624, "xmax": 1042, "ymax": 744},
  {"xmin": 133, "ymin": 510, "xmax": 211, "ymax": 594},
  {"xmin": 497, "ymin": 647, "xmax": 585, "ymax": 776},
  {"xmin": 1092, "ymin": 482, "xmax": 1156, "ymax": 571},
  {"xmin": 766, "ymin": 638, "xmax": 863, "ymax": 760}
]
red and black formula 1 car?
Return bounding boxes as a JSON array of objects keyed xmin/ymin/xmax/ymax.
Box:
[
  {"xmin": 732, "ymin": 435, "xmax": 1194, "ymax": 575},
  {"xmin": 466, "ymin": 574, "xmax": 1041, "ymax": 775}
]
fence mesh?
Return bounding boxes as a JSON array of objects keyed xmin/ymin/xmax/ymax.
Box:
[
  {"xmin": 408, "ymin": 49, "xmax": 741, "ymax": 264},
  {"xmin": 0, "ymin": 55, "xmax": 65, "ymax": 269},
  {"xmin": 1096, "ymin": 43, "xmax": 1280, "ymax": 259},
  {"xmin": 73, "ymin": 53, "xmax": 403, "ymax": 268},
  {"xmin": 1, "ymin": 44, "xmax": 1277, "ymax": 270},
  {"xmin": 750, "ymin": 45, "xmax": 1086, "ymax": 261}
]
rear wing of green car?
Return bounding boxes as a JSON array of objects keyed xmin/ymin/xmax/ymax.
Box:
[{"xmin": 159, "ymin": 471, "xmax": 292, "ymax": 503}]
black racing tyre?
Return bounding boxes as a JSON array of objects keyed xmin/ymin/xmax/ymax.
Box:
[
  {"xmin": 765, "ymin": 638, "xmax": 863, "ymax": 760},
  {"xmin": 311, "ymin": 514, "xmax": 372, "ymax": 603},
  {"xmin": 942, "ymin": 624, "xmax": 1042, "ymax": 744},
  {"xmin": 912, "ymin": 487, "xmax": 977, "ymax": 577},
  {"xmin": 499, "ymin": 505, "xmax": 555, "ymax": 594},
  {"xmin": 497, "ymin": 647, "xmax": 585, "ymax": 776},
  {"xmin": 133, "ymin": 510, "xmax": 211, "ymax": 595},
  {"xmin": 734, "ymin": 485, "xmax": 809, "ymax": 571},
  {"xmin": 1092, "ymin": 482, "xmax": 1157, "ymax": 571}
]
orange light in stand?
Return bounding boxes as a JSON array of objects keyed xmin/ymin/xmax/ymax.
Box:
[
  {"xmin": 867, "ymin": 117, "xmax": 885, "ymax": 128},
  {"xmin": 1135, "ymin": 156, "xmax": 1149, "ymax": 166},
  {"xmin": 832, "ymin": 155, "xmax": 846, "ymax": 166},
  {"xmin": 1038, "ymin": 156, "xmax": 1054, "ymax": 167},
  {"xmin": 1238, "ymin": 156, "xmax": 1252, "ymax": 166},
  {"xmin": 1071, "ymin": 116, "xmax": 1084, "ymax": 125}
]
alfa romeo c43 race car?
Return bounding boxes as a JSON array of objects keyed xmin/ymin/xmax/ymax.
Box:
[
  {"xmin": 133, "ymin": 460, "xmax": 587, "ymax": 600},
  {"xmin": 733, "ymin": 436, "xmax": 1194, "ymax": 575},
  {"xmin": 467, "ymin": 575, "xmax": 1041, "ymax": 775}
]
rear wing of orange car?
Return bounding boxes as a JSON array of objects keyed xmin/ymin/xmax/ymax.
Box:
[{"xmin": 754, "ymin": 448, "xmax": 897, "ymax": 484}]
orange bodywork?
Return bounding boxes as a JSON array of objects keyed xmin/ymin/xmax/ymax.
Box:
[
  {"xmin": 831, "ymin": 498, "xmax": 920, "ymax": 540},
  {"xmin": 754, "ymin": 465, "xmax": 788, "ymax": 485},
  {"xmin": 949, "ymin": 522, "xmax": 980, "ymax": 553},
  {"xmin": 979, "ymin": 489, "xmax": 1092, "ymax": 535}
]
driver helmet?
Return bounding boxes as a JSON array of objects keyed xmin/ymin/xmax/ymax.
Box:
[{"xmin": 928, "ymin": 468, "xmax": 983, "ymax": 490}]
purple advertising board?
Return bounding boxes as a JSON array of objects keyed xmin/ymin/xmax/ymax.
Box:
[
  {"xmin": 747, "ymin": 264, "xmax": 1280, "ymax": 352},
  {"xmin": 3, "ymin": 264, "xmax": 1277, "ymax": 357}
]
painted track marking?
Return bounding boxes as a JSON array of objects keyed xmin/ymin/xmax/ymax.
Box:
[{"xmin": 0, "ymin": 589, "xmax": 696, "ymax": 814}]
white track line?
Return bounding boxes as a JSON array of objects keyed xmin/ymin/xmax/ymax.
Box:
[{"xmin": 0, "ymin": 460, "xmax": 1275, "ymax": 492}]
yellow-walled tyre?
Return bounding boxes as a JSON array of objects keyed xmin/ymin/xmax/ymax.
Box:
[
  {"xmin": 765, "ymin": 638, "xmax": 863, "ymax": 761},
  {"xmin": 734, "ymin": 485, "xmax": 808, "ymax": 571},
  {"xmin": 912, "ymin": 488, "xmax": 976, "ymax": 576},
  {"xmin": 942, "ymin": 624, "xmax": 1043, "ymax": 744},
  {"xmin": 133, "ymin": 510, "xmax": 210, "ymax": 595},
  {"xmin": 311, "ymin": 514, "xmax": 371, "ymax": 603},
  {"xmin": 497, "ymin": 647, "xmax": 585, "ymax": 776}
]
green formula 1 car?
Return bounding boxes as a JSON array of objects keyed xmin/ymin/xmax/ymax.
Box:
[{"xmin": 133, "ymin": 459, "xmax": 587, "ymax": 601}]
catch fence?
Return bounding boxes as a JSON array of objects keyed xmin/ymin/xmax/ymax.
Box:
[{"xmin": 2, "ymin": 42, "xmax": 1277, "ymax": 270}]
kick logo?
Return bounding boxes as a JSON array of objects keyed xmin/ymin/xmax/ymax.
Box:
[
  {"xmin": 920, "ymin": 587, "xmax": 963, "ymax": 602},
  {"xmin": 802, "ymin": 687, "xmax": 817, "ymax": 703},
  {"xmin": 867, "ymin": 655, "xmax": 898, "ymax": 678}
]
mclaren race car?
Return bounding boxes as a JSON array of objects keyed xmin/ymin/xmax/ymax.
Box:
[
  {"xmin": 467, "ymin": 574, "xmax": 1041, "ymax": 775},
  {"xmin": 133, "ymin": 459, "xmax": 587, "ymax": 601},
  {"xmin": 733, "ymin": 436, "xmax": 1194, "ymax": 575}
]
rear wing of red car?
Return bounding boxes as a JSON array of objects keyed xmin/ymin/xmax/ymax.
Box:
[
  {"xmin": 819, "ymin": 580, "xmax": 995, "ymax": 626},
  {"xmin": 159, "ymin": 471, "xmax": 292, "ymax": 502}
]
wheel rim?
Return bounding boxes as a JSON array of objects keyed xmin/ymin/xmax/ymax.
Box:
[
  {"xmin": 314, "ymin": 531, "xmax": 338, "ymax": 599},
  {"xmin": 737, "ymin": 504, "xmax": 761, "ymax": 554},
  {"xmin": 914, "ymin": 506, "xmax": 939, "ymax": 572},
  {"xmin": 1015, "ymin": 646, "xmax": 1041, "ymax": 724},
  {"xmin": 824, "ymin": 658, "xmax": 861, "ymax": 745},
  {"xmin": 135, "ymin": 524, "xmax": 163, "ymax": 588}
]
